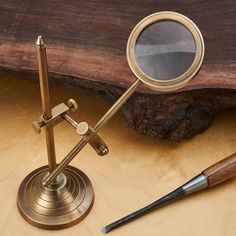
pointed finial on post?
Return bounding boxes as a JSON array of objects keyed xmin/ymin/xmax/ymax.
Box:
[
  {"xmin": 35, "ymin": 35, "xmax": 57, "ymax": 172},
  {"xmin": 36, "ymin": 35, "xmax": 45, "ymax": 47}
]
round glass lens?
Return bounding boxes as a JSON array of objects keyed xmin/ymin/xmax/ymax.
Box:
[{"xmin": 135, "ymin": 21, "xmax": 196, "ymax": 81}]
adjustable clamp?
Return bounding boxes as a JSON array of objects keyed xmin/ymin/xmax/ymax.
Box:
[{"xmin": 32, "ymin": 99, "xmax": 109, "ymax": 156}]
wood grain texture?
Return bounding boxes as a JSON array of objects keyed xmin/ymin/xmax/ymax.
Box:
[
  {"xmin": 203, "ymin": 153, "xmax": 236, "ymax": 187},
  {"xmin": 0, "ymin": 0, "xmax": 235, "ymax": 140},
  {"xmin": 0, "ymin": 76, "xmax": 236, "ymax": 236}
]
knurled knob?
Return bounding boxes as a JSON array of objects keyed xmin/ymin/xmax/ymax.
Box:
[{"xmin": 68, "ymin": 99, "xmax": 78, "ymax": 111}]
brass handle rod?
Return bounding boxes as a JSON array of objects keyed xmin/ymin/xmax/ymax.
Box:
[
  {"xmin": 36, "ymin": 36, "xmax": 57, "ymax": 173},
  {"xmin": 43, "ymin": 79, "xmax": 142, "ymax": 186},
  {"xmin": 62, "ymin": 113, "xmax": 79, "ymax": 129},
  {"xmin": 102, "ymin": 153, "xmax": 236, "ymax": 233},
  {"xmin": 93, "ymin": 79, "xmax": 142, "ymax": 132}
]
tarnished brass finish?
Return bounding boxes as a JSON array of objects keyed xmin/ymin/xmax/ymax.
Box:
[
  {"xmin": 68, "ymin": 98, "xmax": 79, "ymax": 111},
  {"xmin": 126, "ymin": 11, "xmax": 204, "ymax": 92},
  {"xmin": 18, "ymin": 12, "xmax": 205, "ymax": 229},
  {"xmin": 43, "ymin": 79, "xmax": 141, "ymax": 186},
  {"xmin": 63, "ymin": 113, "xmax": 79, "ymax": 128},
  {"xmin": 76, "ymin": 121, "xmax": 90, "ymax": 135},
  {"xmin": 17, "ymin": 36, "xmax": 95, "ymax": 230},
  {"xmin": 33, "ymin": 99, "xmax": 78, "ymax": 133},
  {"xmin": 33, "ymin": 103, "xmax": 72, "ymax": 133},
  {"xmin": 62, "ymin": 115, "xmax": 109, "ymax": 155},
  {"xmin": 33, "ymin": 98, "xmax": 109, "ymax": 156},
  {"xmin": 77, "ymin": 122, "xmax": 109, "ymax": 156},
  {"xmin": 43, "ymin": 12, "xmax": 205, "ymax": 187},
  {"xmin": 17, "ymin": 165, "xmax": 94, "ymax": 229},
  {"xmin": 36, "ymin": 36, "xmax": 57, "ymax": 172},
  {"xmin": 36, "ymin": 36, "xmax": 53, "ymax": 119}
]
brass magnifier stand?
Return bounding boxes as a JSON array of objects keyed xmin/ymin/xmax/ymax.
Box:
[
  {"xmin": 17, "ymin": 36, "xmax": 95, "ymax": 229},
  {"xmin": 17, "ymin": 35, "xmax": 141, "ymax": 229},
  {"xmin": 17, "ymin": 11, "xmax": 205, "ymax": 230}
]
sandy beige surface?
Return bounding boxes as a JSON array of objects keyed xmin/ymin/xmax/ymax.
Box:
[{"xmin": 0, "ymin": 76, "xmax": 235, "ymax": 236}]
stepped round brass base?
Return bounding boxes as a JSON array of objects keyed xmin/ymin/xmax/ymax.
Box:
[{"xmin": 17, "ymin": 165, "xmax": 94, "ymax": 229}]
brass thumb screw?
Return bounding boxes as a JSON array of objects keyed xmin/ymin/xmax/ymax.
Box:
[{"xmin": 68, "ymin": 99, "xmax": 78, "ymax": 112}]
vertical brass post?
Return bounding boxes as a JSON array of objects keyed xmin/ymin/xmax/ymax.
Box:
[
  {"xmin": 36, "ymin": 36, "xmax": 57, "ymax": 173},
  {"xmin": 18, "ymin": 36, "xmax": 94, "ymax": 227}
]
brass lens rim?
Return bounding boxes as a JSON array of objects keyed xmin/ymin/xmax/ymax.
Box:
[{"xmin": 126, "ymin": 11, "xmax": 205, "ymax": 92}]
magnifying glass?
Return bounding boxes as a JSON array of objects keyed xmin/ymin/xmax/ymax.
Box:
[
  {"xmin": 18, "ymin": 11, "xmax": 205, "ymax": 229},
  {"xmin": 127, "ymin": 11, "xmax": 204, "ymax": 91}
]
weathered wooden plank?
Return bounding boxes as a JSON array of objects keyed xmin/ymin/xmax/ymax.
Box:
[{"xmin": 0, "ymin": 0, "xmax": 235, "ymax": 140}]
